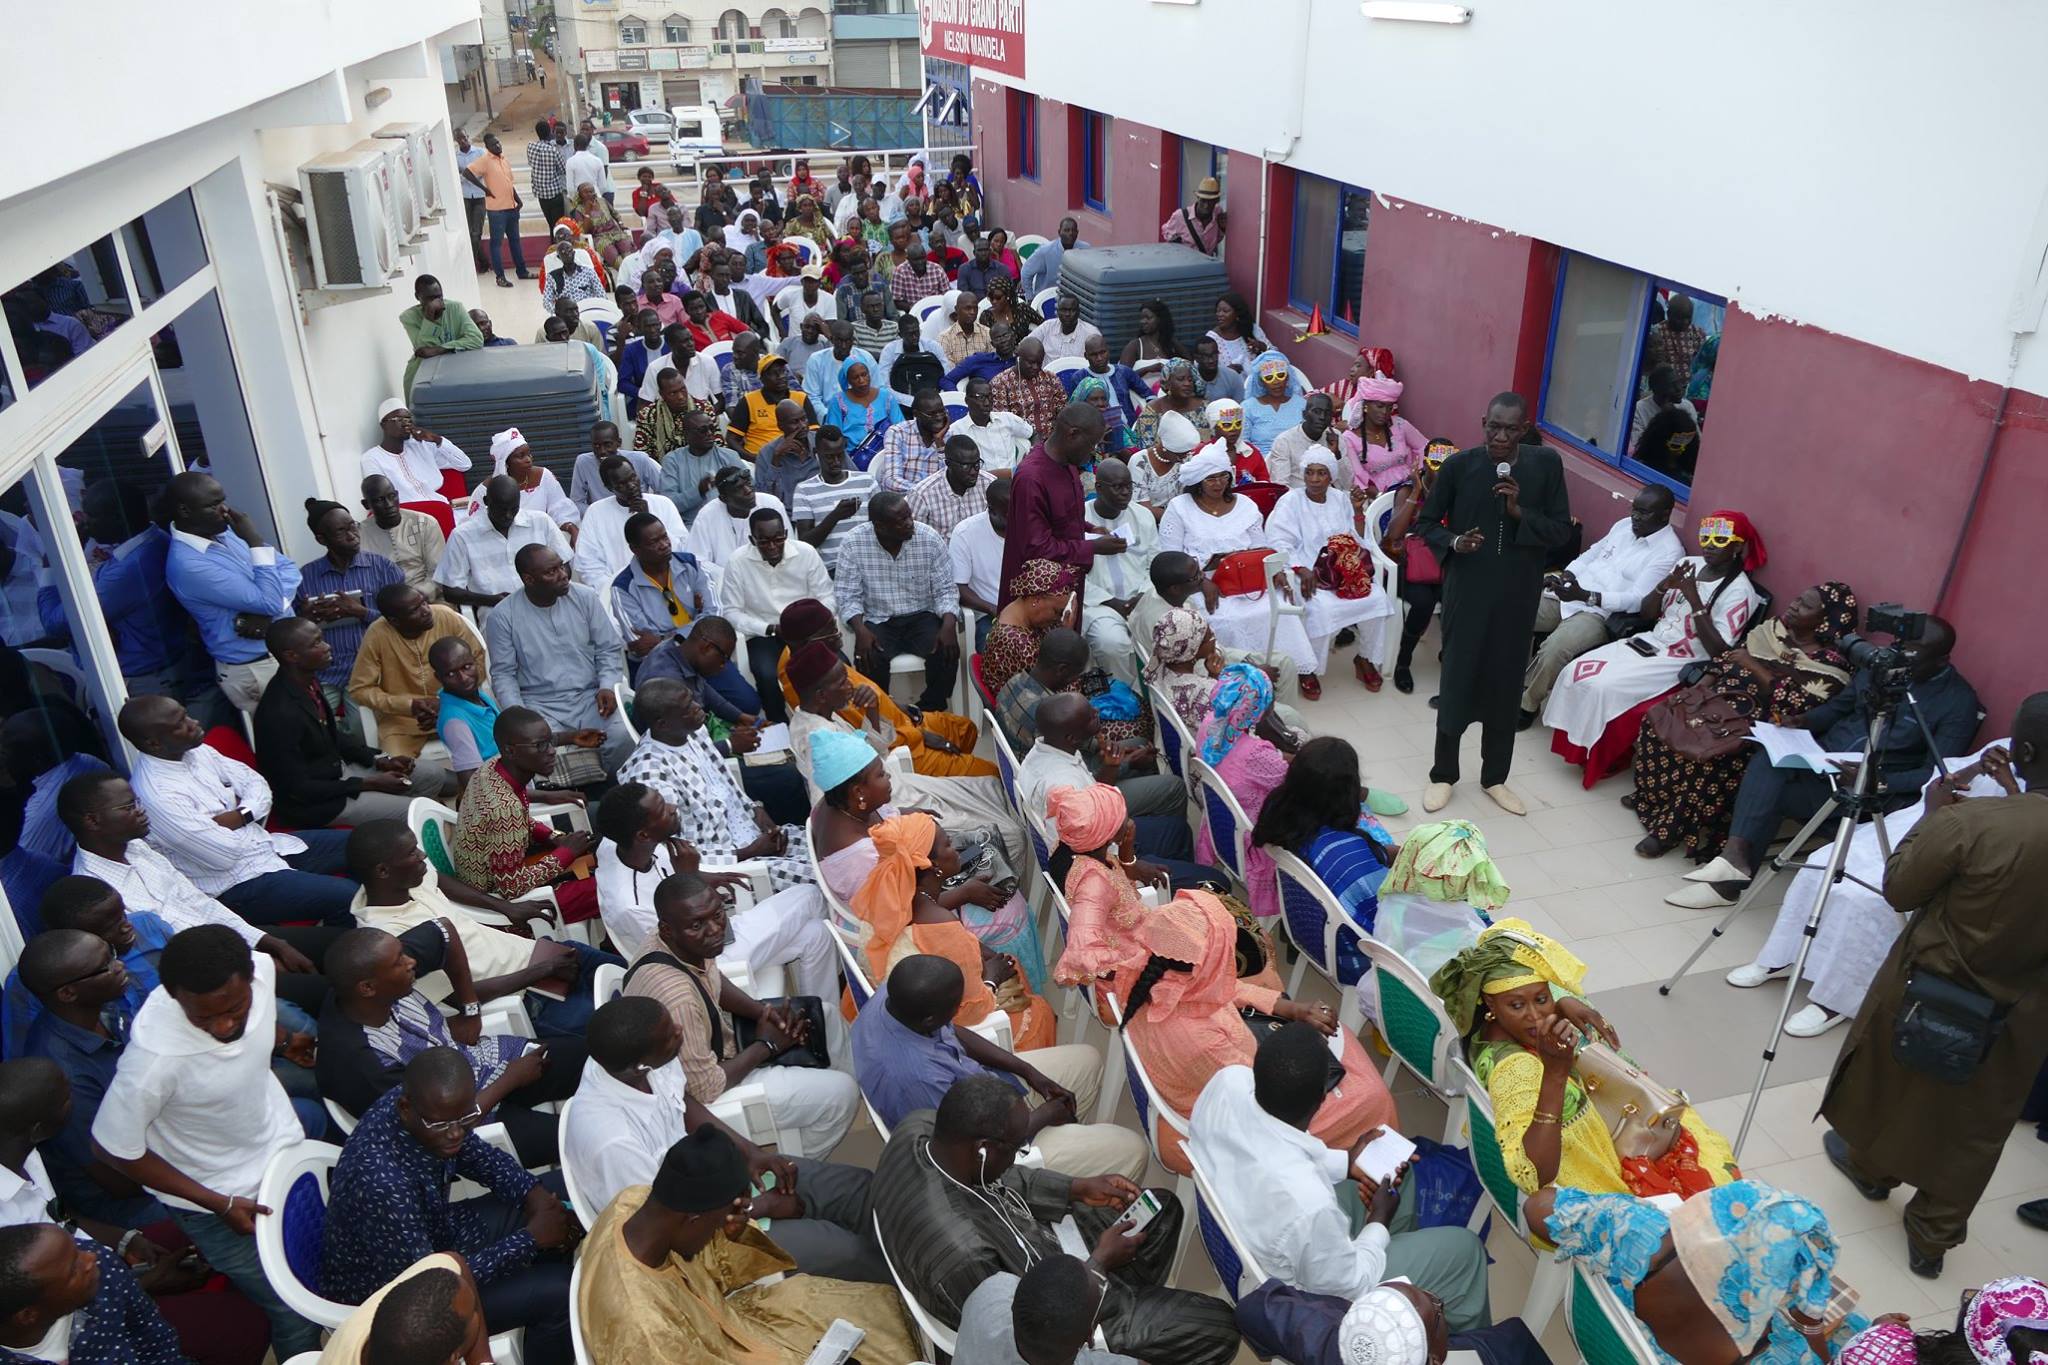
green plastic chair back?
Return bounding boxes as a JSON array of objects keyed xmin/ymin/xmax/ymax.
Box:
[
  {"xmin": 1569, "ymin": 1265, "xmax": 1658, "ymax": 1365},
  {"xmin": 420, "ymin": 816, "xmax": 456, "ymax": 877},
  {"xmin": 1375, "ymin": 966, "xmax": 1444, "ymax": 1088},
  {"xmin": 1465, "ymin": 1094, "xmax": 1522, "ymax": 1228}
]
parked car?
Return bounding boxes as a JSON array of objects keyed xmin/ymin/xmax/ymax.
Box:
[
  {"xmin": 626, "ymin": 108, "xmax": 673, "ymax": 145},
  {"xmin": 597, "ymin": 129, "xmax": 651, "ymax": 160}
]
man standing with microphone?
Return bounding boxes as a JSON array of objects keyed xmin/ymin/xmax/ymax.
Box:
[{"xmin": 1416, "ymin": 392, "xmax": 1573, "ymax": 815}]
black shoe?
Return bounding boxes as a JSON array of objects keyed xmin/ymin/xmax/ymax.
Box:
[
  {"xmin": 1822, "ymin": 1131, "xmax": 1890, "ymax": 1201},
  {"xmin": 1517, "ymin": 708, "xmax": 1539, "ymax": 731},
  {"xmin": 1393, "ymin": 666, "xmax": 1414, "ymax": 694},
  {"xmin": 494, "ymin": 275, "xmax": 512, "ymax": 288},
  {"xmin": 1908, "ymin": 1244, "xmax": 1945, "ymax": 1279},
  {"xmin": 2018, "ymin": 1199, "xmax": 2048, "ymax": 1232},
  {"xmin": 1334, "ymin": 628, "xmax": 1357, "ymax": 648},
  {"xmin": 1427, "ymin": 695, "xmax": 1440, "ymax": 710}
]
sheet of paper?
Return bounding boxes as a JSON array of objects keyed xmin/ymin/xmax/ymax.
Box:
[
  {"xmin": 750, "ymin": 722, "xmax": 792, "ymax": 754},
  {"xmin": 1358, "ymin": 1128, "xmax": 1418, "ymax": 1185},
  {"xmin": 1748, "ymin": 721, "xmax": 1834, "ymax": 772}
]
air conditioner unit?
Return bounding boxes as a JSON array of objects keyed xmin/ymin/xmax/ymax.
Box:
[
  {"xmin": 378, "ymin": 142, "xmax": 424, "ymax": 250},
  {"xmin": 296, "ymin": 141, "xmax": 400, "ymax": 289},
  {"xmin": 374, "ymin": 119, "xmax": 445, "ymax": 220}
]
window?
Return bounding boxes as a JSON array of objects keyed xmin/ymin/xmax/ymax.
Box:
[
  {"xmin": 1081, "ymin": 109, "xmax": 1109, "ymax": 213},
  {"xmin": 663, "ymin": 15, "xmax": 690, "ymax": 41},
  {"xmin": 4, "ymin": 233, "xmax": 132, "ymax": 391},
  {"xmin": 718, "ymin": 9, "xmax": 750, "ymax": 38},
  {"xmin": 618, "ymin": 18, "xmax": 648, "ymax": 43},
  {"xmin": 1287, "ymin": 173, "xmax": 1368, "ymax": 333},
  {"xmin": 1009, "ymin": 90, "xmax": 1038, "ymax": 180},
  {"xmin": 1177, "ymin": 137, "xmax": 1224, "ymax": 210},
  {"xmin": 1537, "ymin": 251, "xmax": 1724, "ymax": 494}
]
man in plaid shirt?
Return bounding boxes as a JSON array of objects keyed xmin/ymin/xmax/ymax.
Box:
[
  {"xmin": 907, "ymin": 435, "xmax": 994, "ymax": 539},
  {"xmin": 889, "ymin": 238, "xmax": 950, "ymax": 310},
  {"xmin": 525, "ymin": 120, "xmax": 568, "ymax": 229},
  {"xmin": 833, "ymin": 491, "xmax": 960, "ymax": 714},
  {"xmin": 991, "ymin": 338, "xmax": 1071, "ymax": 440},
  {"xmin": 872, "ymin": 389, "xmax": 952, "ymax": 493}
]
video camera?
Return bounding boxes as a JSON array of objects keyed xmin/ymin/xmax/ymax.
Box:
[{"xmin": 1842, "ymin": 602, "xmax": 1929, "ymax": 696}]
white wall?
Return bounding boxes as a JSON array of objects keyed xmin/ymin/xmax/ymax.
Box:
[{"xmin": 974, "ymin": 0, "xmax": 2048, "ymax": 389}]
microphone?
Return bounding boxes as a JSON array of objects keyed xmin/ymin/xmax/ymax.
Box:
[{"xmin": 1496, "ymin": 460, "xmax": 1511, "ymax": 524}]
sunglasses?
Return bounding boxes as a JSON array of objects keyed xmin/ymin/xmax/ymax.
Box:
[
  {"xmin": 1423, "ymin": 446, "xmax": 1456, "ymax": 469},
  {"xmin": 1213, "ymin": 418, "xmax": 1244, "ymax": 433},
  {"xmin": 1698, "ymin": 516, "xmax": 1742, "ymax": 550}
]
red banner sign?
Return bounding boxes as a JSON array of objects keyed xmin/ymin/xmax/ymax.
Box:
[{"xmin": 920, "ymin": 0, "xmax": 1026, "ymax": 77}]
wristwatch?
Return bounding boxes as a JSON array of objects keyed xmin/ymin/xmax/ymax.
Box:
[{"xmin": 456, "ymin": 1001, "xmax": 483, "ymax": 1019}]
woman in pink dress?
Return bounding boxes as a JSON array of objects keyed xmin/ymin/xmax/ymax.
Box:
[
  {"xmin": 1193, "ymin": 663, "xmax": 1297, "ymax": 919},
  {"xmin": 1339, "ymin": 376, "xmax": 1428, "ymax": 495}
]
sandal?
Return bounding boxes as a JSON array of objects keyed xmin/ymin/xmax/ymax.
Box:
[
  {"xmin": 1299, "ymin": 674, "xmax": 1322, "ymax": 701},
  {"xmin": 1354, "ymin": 658, "xmax": 1382, "ymax": 692},
  {"xmin": 1619, "ymin": 793, "xmax": 1639, "ymax": 810}
]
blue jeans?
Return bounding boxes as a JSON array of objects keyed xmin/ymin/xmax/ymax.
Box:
[
  {"xmin": 461, "ymin": 1172, "xmax": 574, "ymax": 1365},
  {"xmin": 524, "ymin": 941, "xmax": 625, "ymax": 1037},
  {"xmin": 217, "ymin": 828, "xmax": 357, "ymax": 927},
  {"xmin": 703, "ymin": 657, "xmax": 763, "ymax": 719},
  {"xmin": 487, "ymin": 206, "xmax": 528, "ymax": 277},
  {"xmin": 169, "ymin": 1205, "xmax": 323, "ymax": 1359},
  {"xmin": 272, "ymin": 999, "xmax": 328, "ymax": 1137}
]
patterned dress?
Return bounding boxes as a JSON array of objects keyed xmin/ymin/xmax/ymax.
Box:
[
  {"xmin": 1631, "ymin": 593, "xmax": 1856, "ymax": 861},
  {"xmin": 616, "ymin": 731, "xmax": 813, "ymax": 891}
]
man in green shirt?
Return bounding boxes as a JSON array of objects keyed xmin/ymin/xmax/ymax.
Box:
[{"xmin": 399, "ymin": 274, "xmax": 484, "ymax": 399}]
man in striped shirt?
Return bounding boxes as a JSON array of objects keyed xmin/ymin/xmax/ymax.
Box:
[
  {"xmin": 788, "ymin": 428, "xmax": 874, "ymax": 574},
  {"xmin": 525, "ymin": 121, "xmax": 567, "ymax": 229}
]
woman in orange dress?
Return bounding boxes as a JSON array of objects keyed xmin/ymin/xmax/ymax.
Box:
[
  {"xmin": 851, "ymin": 812, "xmax": 1057, "ymax": 1051},
  {"xmin": 1122, "ymin": 890, "xmax": 1391, "ymax": 1172}
]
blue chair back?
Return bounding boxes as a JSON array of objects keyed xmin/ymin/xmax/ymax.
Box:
[
  {"xmin": 1199, "ymin": 781, "xmax": 1242, "ymax": 879},
  {"xmin": 1154, "ymin": 707, "xmax": 1184, "ymax": 783},
  {"xmin": 1195, "ymin": 1190, "xmax": 1244, "ymax": 1302},
  {"xmin": 1272, "ymin": 852, "xmax": 1366, "ymax": 988},
  {"xmin": 280, "ymin": 1172, "xmax": 326, "ymax": 1291}
]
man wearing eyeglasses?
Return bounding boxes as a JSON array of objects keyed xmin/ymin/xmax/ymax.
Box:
[
  {"xmin": 321, "ymin": 1048, "xmax": 578, "ymax": 1365},
  {"xmin": 1415, "ymin": 392, "xmax": 1574, "ymax": 817}
]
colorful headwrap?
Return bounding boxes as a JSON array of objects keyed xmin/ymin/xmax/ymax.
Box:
[
  {"xmin": 1385, "ymin": 819, "xmax": 1511, "ymax": 910},
  {"xmin": 1046, "ymin": 783, "xmax": 1127, "ymax": 855},
  {"xmin": 1205, "ymin": 397, "xmax": 1245, "ymax": 431},
  {"xmin": 1134, "ymin": 890, "xmax": 1239, "ymax": 1021},
  {"xmin": 1007, "ymin": 557, "xmax": 1079, "ymax": 602},
  {"xmin": 1254, "ymin": 352, "xmax": 1293, "ymax": 388},
  {"xmin": 1354, "ymin": 376, "xmax": 1404, "ymax": 404},
  {"xmin": 1428, "ymin": 917, "xmax": 1585, "ymax": 1034},
  {"xmin": 1812, "ymin": 580, "xmax": 1860, "ymax": 646},
  {"xmin": 1161, "ymin": 357, "xmax": 1195, "ymax": 387},
  {"xmin": 1178, "ymin": 447, "xmax": 1232, "ymax": 488},
  {"xmin": 1669, "ymin": 1181, "xmax": 1840, "ymax": 1354},
  {"xmin": 809, "ymin": 729, "xmax": 877, "ymax": 794},
  {"xmin": 851, "ymin": 812, "xmax": 937, "ymax": 979},
  {"xmin": 1839, "ymin": 1323, "xmax": 1919, "ymax": 1365},
  {"xmin": 1965, "ymin": 1277, "xmax": 2048, "ymax": 1365},
  {"xmin": 1697, "ymin": 508, "xmax": 1768, "ymax": 571},
  {"xmin": 785, "ymin": 639, "xmax": 840, "ymax": 693},
  {"xmin": 778, "ymin": 598, "xmax": 835, "ymax": 643},
  {"xmin": 1073, "ymin": 375, "xmax": 1113, "ymax": 406},
  {"xmin": 1145, "ymin": 607, "xmax": 1209, "ymax": 684},
  {"xmin": 1197, "ymin": 662, "xmax": 1274, "ymax": 766},
  {"xmin": 1338, "ymin": 1284, "xmax": 1432, "ymax": 1365}
]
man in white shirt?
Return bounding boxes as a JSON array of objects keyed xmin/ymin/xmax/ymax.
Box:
[
  {"xmin": 360, "ymin": 398, "xmax": 470, "ymax": 510},
  {"xmin": 685, "ymin": 466, "xmax": 789, "ymax": 573},
  {"xmin": 945, "ymin": 375, "xmax": 1033, "ymax": 474},
  {"xmin": 776, "ymin": 270, "xmax": 835, "ymax": 337},
  {"xmin": 1186, "ymin": 1022, "xmax": 1491, "ymax": 1330},
  {"xmin": 1079, "ymin": 458, "xmax": 1159, "ymax": 688},
  {"xmin": 638, "ymin": 333, "xmax": 722, "ymax": 409},
  {"xmin": 90, "ymin": 927, "xmax": 323, "ymax": 1357},
  {"xmin": 564, "ymin": 133, "xmax": 606, "ymax": 200},
  {"xmin": 949, "ymin": 478, "xmax": 1008, "ymax": 649},
  {"xmin": 1520, "ymin": 484, "xmax": 1682, "ymax": 722},
  {"xmin": 721, "ymin": 507, "xmax": 833, "ymax": 718},
  {"xmin": 1028, "ymin": 295, "xmax": 1103, "ymax": 364},
  {"xmin": 576, "ymin": 118, "xmax": 614, "ymax": 200},
  {"xmin": 565, "ymin": 996, "xmax": 884, "ymax": 1279},
  {"xmin": 121, "ymin": 696, "xmax": 358, "ymax": 928},
  {"xmin": 433, "ymin": 475, "xmax": 573, "ymax": 610},
  {"xmin": 572, "ymin": 454, "xmax": 687, "ymax": 590}
]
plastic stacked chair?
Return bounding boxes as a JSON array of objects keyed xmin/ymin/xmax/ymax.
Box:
[
  {"xmin": 1354, "ymin": 935, "xmax": 1469, "ymax": 1143},
  {"xmin": 1266, "ymin": 847, "xmax": 1367, "ymax": 1034},
  {"xmin": 1146, "ymin": 682, "xmax": 1197, "ymax": 796},
  {"xmin": 1190, "ymin": 757, "xmax": 1252, "ymax": 890},
  {"xmin": 1460, "ymin": 1080, "xmax": 1568, "ymax": 1335},
  {"xmin": 876, "ymin": 1209, "xmax": 957, "ymax": 1359},
  {"xmin": 1187, "ymin": 1147, "xmax": 1271, "ymax": 1304},
  {"xmin": 1103, "ymin": 993, "xmax": 1195, "ymax": 1283},
  {"xmin": 1565, "ymin": 1260, "xmax": 1662, "ymax": 1365},
  {"xmin": 1031, "ymin": 287, "xmax": 1059, "ymax": 319}
]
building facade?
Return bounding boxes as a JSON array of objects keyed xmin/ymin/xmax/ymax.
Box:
[
  {"xmin": 556, "ymin": 0, "xmax": 833, "ymax": 118},
  {"xmin": 957, "ymin": 0, "xmax": 2048, "ymax": 731},
  {"xmin": 0, "ymin": 1, "xmax": 489, "ymax": 959}
]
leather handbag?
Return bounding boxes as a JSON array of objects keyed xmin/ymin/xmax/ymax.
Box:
[
  {"xmin": 1212, "ymin": 549, "xmax": 1272, "ymax": 599},
  {"xmin": 734, "ymin": 996, "xmax": 833, "ymax": 1070},
  {"xmin": 1891, "ymin": 949, "xmax": 2006, "ymax": 1085},
  {"xmin": 1646, "ymin": 680, "xmax": 1754, "ymax": 762},
  {"xmin": 1575, "ymin": 1040, "xmax": 1688, "ymax": 1160},
  {"xmin": 1400, "ymin": 535, "xmax": 1441, "ymax": 586}
]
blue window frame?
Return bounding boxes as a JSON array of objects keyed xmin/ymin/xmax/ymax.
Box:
[
  {"xmin": 1536, "ymin": 250, "xmax": 1726, "ymax": 497},
  {"xmin": 1081, "ymin": 109, "xmax": 1109, "ymax": 213},
  {"xmin": 1286, "ymin": 173, "xmax": 1367, "ymax": 335},
  {"xmin": 1010, "ymin": 90, "xmax": 1038, "ymax": 181}
]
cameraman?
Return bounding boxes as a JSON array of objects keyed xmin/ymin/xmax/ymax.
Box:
[{"xmin": 1671, "ymin": 614, "xmax": 1981, "ymax": 906}]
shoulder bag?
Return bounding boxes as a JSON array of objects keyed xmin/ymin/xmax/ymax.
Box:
[
  {"xmin": 628, "ymin": 950, "xmax": 831, "ymax": 1069},
  {"xmin": 1313, "ymin": 534, "xmax": 1375, "ymax": 599},
  {"xmin": 1241, "ymin": 1008, "xmax": 1346, "ymax": 1092},
  {"xmin": 1890, "ymin": 906, "xmax": 2007, "ymax": 1084},
  {"xmin": 1575, "ymin": 1039, "xmax": 1688, "ymax": 1160},
  {"xmin": 1211, "ymin": 549, "xmax": 1272, "ymax": 600}
]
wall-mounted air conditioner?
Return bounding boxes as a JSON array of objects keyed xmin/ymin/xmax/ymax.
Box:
[
  {"xmin": 296, "ymin": 141, "xmax": 400, "ymax": 289},
  {"xmin": 374, "ymin": 119, "xmax": 446, "ymax": 221},
  {"xmin": 381, "ymin": 141, "xmax": 424, "ymax": 251}
]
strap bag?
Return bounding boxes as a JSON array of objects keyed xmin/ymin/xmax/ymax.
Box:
[
  {"xmin": 1313, "ymin": 533, "xmax": 1376, "ymax": 599},
  {"xmin": 1575, "ymin": 1039, "xmax": 1689, "ymax": 1160},
  {"xmin": 1211, "ymin": 549, "xmax": 1272, "ymax": 600},
  {"xmin": 1240, "ymin": 1008, "xmax": 1346, "ymax": 1093},
  {"xmin": 1645, "ymin": 678, "xmax": 1755, "ymax": 762},
  {"xmin": 627, "ymin": 951, "xmax": 831, "ymax": 1069},
  {"xmin": 1890, "ymin": 905, "xmax": 2006, "ymax": 1084},
  {"xmin": 1399, "ymin": 535, "xmax": 1441, "ymax": 586}
]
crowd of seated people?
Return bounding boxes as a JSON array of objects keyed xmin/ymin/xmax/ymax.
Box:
[{"xmin": 1, "ymin": 150, "xmax": 2042, "ymax": 1365}]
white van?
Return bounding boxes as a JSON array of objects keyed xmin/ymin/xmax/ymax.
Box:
[{"xmin": 667, "ymin": 104, "xmax": 724, "ymax": 172}]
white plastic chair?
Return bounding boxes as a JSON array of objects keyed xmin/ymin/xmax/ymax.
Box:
[
  {"xmin": 911, "ymin": 294, "xmax": 948, "ymax": 329},
  {"xmin": 1565, "ymin": 1258, "xmax": 1664, "ymax": 1365},
  {"xmin": 1046, "ymin": 355, "xmax": 1090, "ymax": 384},
  {"xmin": 1265, "ymin": 847, "xmax": 1367, "ymax": 1035},
  {"xmin": 568, "ymin": 1250, "xmax": 594, "ymax": 1365},
  {"xmin": 1460, "ymin": 1080, "xmax": 1569, "ymax": 1335},
  {"xmin": 1012, "ymin": 233, "xmax": 1051, "ymax": 260},
  {"xmin": 407, "ymin": 798, "xmax": 562, "ymax": 934},
  {"xmin": 1030, "ymin": 287, "xmax": 1059, "ymax": 319},
  {"xmin": 1146, "ymin": 681, "xmax": 1200, "ymax": 797},
  {"xmin": 1190, "ymin": 756, "xmax": 1255, "ymax": 891},
  {"xmin": 1355, "ymin": 933, "xmax": 1470, "ymax": 1142},
  {"xmin": 1103, "ymin": 993, "xmax": 1195, "ymax": 1283},
  {"xmin": 876, "ymin": 1209, "xmax": 956, "ymax": 1358},
  {"xmin": 701, "ymin": 339, "xmax": 736, "ymax": 374},
  {"xmin": 1187, "ymin": 1147, "xmax": 1272, "ymax": 1304},
  {"xmin": 1362, "ymin": 488, "xmax": 1408, "ymax": 673}
]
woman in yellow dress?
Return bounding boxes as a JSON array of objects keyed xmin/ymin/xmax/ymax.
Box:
[{"xmin": 1430, "ymin": 919, "xmax": 1739, "ymax": 1198}]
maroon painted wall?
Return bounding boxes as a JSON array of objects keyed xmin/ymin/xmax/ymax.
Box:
[{"xmin": 971, "ymin": 79, "xmax": 1169, "ymax": 249}]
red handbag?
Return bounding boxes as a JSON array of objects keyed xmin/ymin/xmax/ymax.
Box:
[
  {"xmin": 1211, "ymin": 549, "xmax": 1272, "ymax": 599},
  {"xmin": 1314, "ymin": 534, "xmax": 1375, "ymax": 599},
  {"xmin": 1400, "ymin": 535, "xmax": 1441, "ymax": 585}
]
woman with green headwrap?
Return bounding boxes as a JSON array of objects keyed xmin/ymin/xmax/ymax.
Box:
[{"xmin": 1431, "ymin": 920, "xmax": 1739, "ymax": 1198}]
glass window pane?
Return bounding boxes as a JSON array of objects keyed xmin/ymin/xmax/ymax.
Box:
[
  {"xmin": 1541, "ymin": 255, "xmax": 1647, "ymax": 456},
  {"xmin": 152, "ymin": 292, "xmax": 275, "ymax": 545},
  {"xmin": 1336, "ymin": 186, "xmax": 1370, "ymax": 329},
  {"xmin": 1178, "ymin": 137, "xmax": 1224, "ymax": 209},
  {"xmin": 122, "ymin": 190, "xmax": 209, "ymax": 308},
  {"xmin": 3, "ymin": 235, "xmax": 133, "ymax": 389},
  {"xmin": 1289, "ymin": 175, "xmax": 1338, "ymax": 312}
]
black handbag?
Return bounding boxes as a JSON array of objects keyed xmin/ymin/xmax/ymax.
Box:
[
  {"xmin": 1891, "ymin": 964, "xmax": 2005, "ymax": 1085},
  {"xmin": 631, "ymin": 951, "xmax": 832, "ymax": 1069},
  {"xmin": 1241, "ymin": 1009, "xmax": 1345, "ymax": 1093}
]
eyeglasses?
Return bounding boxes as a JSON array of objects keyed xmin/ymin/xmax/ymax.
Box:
[
  {"xmin": 660, "ymin": 586, "xmax": 683, "ymax": 616},
  {"xmin": 52, "ymin": 956, "xmax": 120, "ymax": 991},
  {"xmin": 418, "ymin": 1106, "xmax": 483, "ymax": 1137},
  {"xmin": 1698, "ymin": 516, "xmax": 1742, "ymax": 550}
]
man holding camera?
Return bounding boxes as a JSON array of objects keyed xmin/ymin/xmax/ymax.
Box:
[{"xmin": 1667, "ymin": 612, "xmax": 1981, "ymax": 911}]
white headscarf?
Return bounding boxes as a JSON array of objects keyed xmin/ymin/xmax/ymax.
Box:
[
  {"xmin": 1301, "ymin": 450, "xmax": 1340, "ymax": 478},
  {"xmin": 1177, "ymin": 447, "xmax": 1231, "ymax": 488},
  {"xmin": 1156, "ymin": 409, "xmax": 1201, "ymax": 455},
  {"xmin": 1338, "ymin": 1285, "xmax": 1430, "ymax": 1365},
  {"xmin": 489, "ymin": 427, "xmax": 527, "ymax": 465}
]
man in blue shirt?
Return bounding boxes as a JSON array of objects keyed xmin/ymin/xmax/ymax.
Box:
[
  {"xmin": 0, "ymin": 1224, "xmax": 188, "ymax": 1365},
  {"xmin": 320, "ymin": 1048, "xmax": 576, "ymax": 1365},
  {"xmin": 297, "ymin": 500, "xmax": 403, "ymax": 737},
  {"xmin": 615, "ymin": 308, "xmax": 667, "ymax": 420},
  {"xmin": 849, "ymin": 955, "xmax": 1146, "ymax": 1180},
  {"xmin": 941, "ymin": 319, "xmax": 1022, "ymax": 389},
  {"xmin": 164, "ymin": 471, "xmax": 301, "ymax": 714},
  {"xmin": 1020, "ymin": 216, "xmax": 1089, "ymax": 299}
]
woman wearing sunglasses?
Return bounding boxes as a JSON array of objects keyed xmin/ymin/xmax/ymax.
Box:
[{"xmin": 1544, "ymin": 509, "xmax": 1767, "ymax": 787}]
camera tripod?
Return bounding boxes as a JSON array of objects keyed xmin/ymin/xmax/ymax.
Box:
[{"xmin": 1656, "ymin": 691, "xmax": 1948, "ymax": 1159}]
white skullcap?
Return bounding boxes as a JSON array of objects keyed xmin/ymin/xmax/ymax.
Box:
[
  {"xmin": 376, "ymin": 397, "xmax": 407, "ymax": 424},
  {"xmin": 1157, "ymin": 409, "xmax": 1201, "ymax": 455},
  {"xmin": 490, "ymin": 427, "xmax": 527, "ymax": 462},
  {"xmin": 1178, "ymin": 447, "xmax": 1232, "ymax": 487},
  {"xmin": 1204, "ymin": 396, "xmax": 1244, "ymax": 424},
  {"xmin": 1302, "ymin": 449, "xmax": 1340, "ymax": 476},
  {"xmin": 1339, "ymin": 1285, "xmax": 1431, "ymax": 1365}
]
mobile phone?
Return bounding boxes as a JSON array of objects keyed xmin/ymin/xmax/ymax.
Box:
[
  {"xmin": 1626, "ymin": 637, "xmax": 1659, "ymax": 657},
  {"xmin": 802, "ymin": 1319, "xmax": 867, "ymax": 1365},
  {"xmin": 1121, "ymin": 1189, "xmax": 1165, "ymax": 1236}
]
